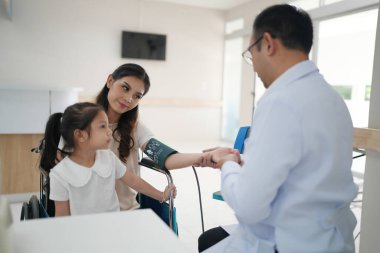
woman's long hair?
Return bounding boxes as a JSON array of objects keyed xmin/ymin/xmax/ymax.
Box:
[{"xmin": 96, "ymin": 63, "xmax": 150, "ymax": 162}]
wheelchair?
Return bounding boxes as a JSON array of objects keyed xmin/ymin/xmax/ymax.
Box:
[
  {"xmin": 23, "ymin": 140, "xmax": 178, "ymax": 235},
  {"xmin": 20, "ymin": 166, "xmax": 54, "ymax": 220},
  {"xmin": 20, "ymin": 139, "xmax": 52, "ymax": 220}
]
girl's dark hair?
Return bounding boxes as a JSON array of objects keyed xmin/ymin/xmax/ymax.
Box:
[
  {"xmin": 96, "ymin": 63, "xmax": 151, "ymax": 163},
  {"xmin": 39, "ymin": 102, "xmax": 103, "ymax": 172}
]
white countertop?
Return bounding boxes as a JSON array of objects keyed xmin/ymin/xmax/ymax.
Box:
[{"xmin": 10, "ymin": 209, "xmax": 192, "ymax": 253}]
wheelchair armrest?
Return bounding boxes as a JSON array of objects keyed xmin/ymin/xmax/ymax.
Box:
[
  {"xmin": 139, "ymin": 157, "xmax": 170, "ymax": 174},
  {"xmin": 139, "ymin": 157, "xmax": 173, "ymax": 187}
]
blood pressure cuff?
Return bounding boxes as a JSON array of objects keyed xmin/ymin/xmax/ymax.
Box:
[{"xmin": 143, "ymin": 138, "xmax": 178, "ymax": 169}]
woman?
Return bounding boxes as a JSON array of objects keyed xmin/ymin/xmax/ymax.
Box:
[{"xmin": 96, "ymin": 63, "xmax": 221, "ymax": 210}]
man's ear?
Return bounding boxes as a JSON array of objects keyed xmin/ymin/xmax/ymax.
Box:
[
  {"xmin": 263, "ymin": 32, "xmax": 276, "ymax": 56},
  {"xmin": 106, "ymin": 74, "xmax": 113, "ymax": 89},
  {"xmin": 74, "ymin": 129, "xmax": 88, "ymax": 143}
]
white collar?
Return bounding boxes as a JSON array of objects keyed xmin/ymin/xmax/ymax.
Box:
[
  {"xmin": 53, "ymin": 150, "xmax": 113, "ymax": 187},
  {"xmin": 258, "ymin": 60, "xmax": 318, "ymax": 104}
]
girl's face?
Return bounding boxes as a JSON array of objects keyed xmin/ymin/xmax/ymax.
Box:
[
  {"xmin": 106, "ymin": 75, "xmax": 145, "ymax": 120},
  {"xmin": 87, "ymin": 110, "xmax": 112, "ymax": 150}
]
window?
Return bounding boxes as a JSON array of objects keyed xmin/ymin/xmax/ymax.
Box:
[
  {"xmin": 252, "ymin": 3, "xmax": 378, "ymax": 128},
  {"xmin": 222, "ymin": 38, "xmax": 243, "ymax": 141},
  {"xmin": 317, "ymin": 9, "xmax": 378, "ymax": 127},
  {"xmin": 365, "ymin": 85, "xmax": 371, "ymax": 101},
  {"xmin": 222, "ymin": 18, "xmax": 245, "ymax": 141},
  {"xmin": 332, "ymin": 85, "xmax": 352, "ymax": 100},
  {"xmin": 225, "ymin": 18, "xmax": 244, "ymax": 35}
]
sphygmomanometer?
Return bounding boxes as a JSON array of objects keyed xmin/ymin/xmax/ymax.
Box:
[{"xmin": 143, "ymin": 138, "xmax": 178, "ymax": 169}]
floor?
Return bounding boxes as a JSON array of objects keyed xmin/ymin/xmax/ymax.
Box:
[{"xmin": 8, "ymin": 140, "xmax": 364, "ymax": 253}]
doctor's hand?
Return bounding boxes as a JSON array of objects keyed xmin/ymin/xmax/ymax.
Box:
[
  {"xmin": 200, "ymin": 147, "xmax": 242, "ymax": 168},
  {"xmin": 192, "ymin": 147, "xmax": 221, "ymax": 167}
]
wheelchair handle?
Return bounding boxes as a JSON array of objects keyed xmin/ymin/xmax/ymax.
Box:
[{"xmin": 139, "ymin": 157, "xmax": 174, "ymax": 230}]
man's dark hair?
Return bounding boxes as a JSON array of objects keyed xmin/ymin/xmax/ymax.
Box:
[{"xmin": 253, "ymin": 4, "xmax": 313, "ymax": 54}]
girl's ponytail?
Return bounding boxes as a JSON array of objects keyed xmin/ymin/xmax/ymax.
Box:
[
  {"xmin": 39, "ymin": 113, "xmax": 63, "ymax": 173},
  {"xmin": 39, "ymin": 102, "xmax": 103, "ymax": 172}
]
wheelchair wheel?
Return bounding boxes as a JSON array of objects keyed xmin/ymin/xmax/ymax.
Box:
[
  {"xmin": 20, "ymin": 202, "xmax": 29, "ymax": 220},
  {"xmin": 29, "ymin": 195, "xmax": 39, "ymax": 219}
]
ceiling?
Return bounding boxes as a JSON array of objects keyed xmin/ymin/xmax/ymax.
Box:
[{"xmin": 144, "ymin": 0, "xmax": 253, "ymax": 10}]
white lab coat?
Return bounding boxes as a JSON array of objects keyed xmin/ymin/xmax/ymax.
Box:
[{"xmin": 206, "ymin": 61, "xmax": 358, "ymax": 253}]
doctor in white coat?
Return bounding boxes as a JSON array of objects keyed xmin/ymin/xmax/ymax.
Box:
[{"xmin": 198, "ymin": 4, "xmax": 358, "ymax": 253}]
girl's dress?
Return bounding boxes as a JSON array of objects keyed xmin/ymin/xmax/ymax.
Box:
[{"xmin": 49, "ymin": 149, "xmax": 126, "ymax": 215}]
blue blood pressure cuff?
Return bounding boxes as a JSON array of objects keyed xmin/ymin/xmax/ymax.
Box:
[{"xmin": 144, "ymin": 138, "xmax": 178, "ymax": 169}]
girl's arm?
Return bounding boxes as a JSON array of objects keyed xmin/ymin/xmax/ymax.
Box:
[
  {"xmin": 121, "ymin": 170, "xmax": 175, "ymax": 202},
  {"xmin": 54, "ymin": 200, "xmax": 70, "ymax": 216}
]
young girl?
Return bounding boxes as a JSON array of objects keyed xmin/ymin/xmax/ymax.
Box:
[
  {"xmin": 96, "ymin": 63, "xmax": 216, "ymax": 210},
  {"xmin": 40, "ymin": 102, "xmax": 176, "ymax": 216}
]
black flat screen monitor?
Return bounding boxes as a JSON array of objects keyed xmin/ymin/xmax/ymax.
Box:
[{"xmin": 122, "ymin": 31, "xmax": 166, "ymax": 60}]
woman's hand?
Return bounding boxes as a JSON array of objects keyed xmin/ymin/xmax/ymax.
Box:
[
  {"xmin": 162, "ymin": 184, "xmax": 177, "ymax": 202},
  {"xmin": 200, "ymin": 147, "xmax": 242, "ymax": 168}
]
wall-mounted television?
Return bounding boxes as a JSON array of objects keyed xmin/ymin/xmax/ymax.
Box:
[{"xmin": 122, "ymin": 31, "xmax": 166, "ymax": 60}]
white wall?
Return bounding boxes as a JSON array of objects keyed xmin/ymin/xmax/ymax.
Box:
[{"xmin": 0, "ymin": 0, "xmax": 225, "ymax": 141}]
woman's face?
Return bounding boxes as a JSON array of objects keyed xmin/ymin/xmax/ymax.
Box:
[{"xmin": 106, "ymin": 75, "xmax": 145, "ymax": 120}]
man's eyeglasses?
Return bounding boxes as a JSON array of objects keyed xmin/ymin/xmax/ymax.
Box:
[{"xmin": 241, "ymin": 35, "xmax": 263, "ymax": 65}]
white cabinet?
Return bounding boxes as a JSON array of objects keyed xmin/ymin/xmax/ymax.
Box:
[
  {"xmin": 0, "ymin": 89, "xmax": 78, "ymax": 134},
  {"xmin": 50, "ymin": 90, "xmax": 79, "ymax": 115}
]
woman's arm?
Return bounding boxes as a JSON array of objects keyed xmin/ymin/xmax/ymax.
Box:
[
  {"xmin": 164, "ymin": 153, "xmax": 204, "ymax": 170},
  {"xmin": 142, "ymin": 139, "xmax": 239, "ymax": 170},
  {"xmin": 121, "ymin": 170, "xmax": 175, "ymax": 202},
  {"xmin": 141, "ymin": 139, "xmax": 205, "ymax": 170},
  {"xmin": 54, "ymin": 200, "xmax": 70, "ymax": 216}
]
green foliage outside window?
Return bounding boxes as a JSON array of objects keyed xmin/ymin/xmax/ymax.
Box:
[
  {"xmin": 365, "ymin": 85, "xmax": 371, "ymax": 101},
  {"xmin": 332, "ymin": 85, "xmax": 352, "ymax": 100}
]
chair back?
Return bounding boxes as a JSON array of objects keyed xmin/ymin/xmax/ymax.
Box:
[{"xmin": 233, "ymin": 126, "xmax": 251, "ymax": 153}]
